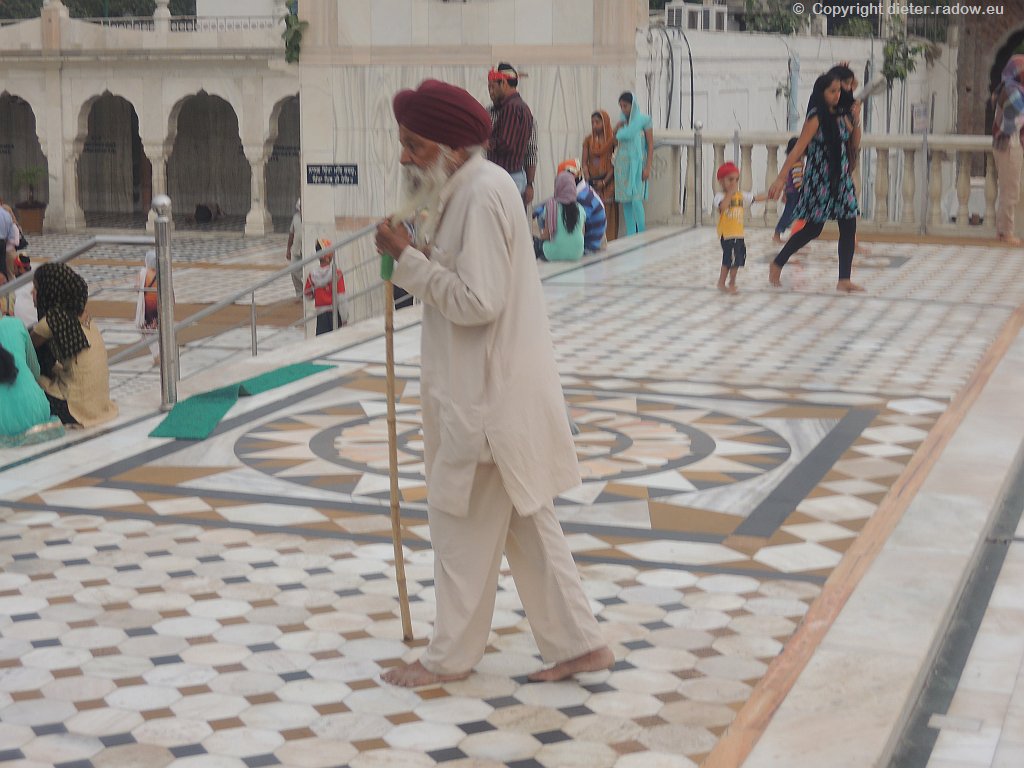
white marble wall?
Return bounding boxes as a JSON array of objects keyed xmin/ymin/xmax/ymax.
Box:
[{"xmin": 298, "ymin": 0, "xmax": 645, "ymax": 235}]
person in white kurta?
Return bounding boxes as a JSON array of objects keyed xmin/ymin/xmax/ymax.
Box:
[{"xmin": 375, "ymin": 79, "xmax": 612, "ymax": 688}]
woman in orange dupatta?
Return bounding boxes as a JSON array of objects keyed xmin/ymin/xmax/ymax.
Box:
[{"xmin": 582, "ymin": 110, "xmax": 618, "ymax": 241}]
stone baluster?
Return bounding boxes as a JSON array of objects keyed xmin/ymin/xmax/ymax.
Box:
[
  {"xmin": 711, "ymin": 143, "xmax": 725, "ymax": 225},
  {"xmin": 244, "ymin": 147, "xmax": 272, "ymax": 236},
  {"xmin": 956, "ymin": 151, "xmax": 971, "ymax": 230},
  {"xmin": 985, "ymin": 153, "xmax": 997, "ymax": 228},
  {"xmin": 874, "ymin": 148, "xmax": 889, "ymax": 225},
  {"xmin": 928, "ymin": 150, "xmax": 944, "ymax": 229},
  {"xmin": 901, "ymin": 148, "xmax": 916, "ymax": 225},
  {"xmin": 764, "ymin": 144, "xmax": 779, "ymax": 217},
  {"xmin": 740, "ymin": 143, "xmax": 753, "ymax": 222},
  {"xmin": 684, "ymin": 143, "xmax": 696, "ymax": 224}
]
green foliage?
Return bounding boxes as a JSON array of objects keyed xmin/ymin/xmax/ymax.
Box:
[
  {"xmin": 882, "ymin": 27, "xmax": 926, "ymax": 85},
  {"xmin": 0, "ymin": 1, "xmax": 196, "ymax": 19},
  {"xmin": 282, "ymin": 11, "xmax": 307, "ymax": 64},
  {"xmin": 12, "ymin": 165, "xmax": 47, "ymax": 203},
  {"xmin": 833, "ymin": 16, "xmax": 873, "ymax": 38},
  {"xmin": 743, "ymin": 0, "xmax": 810, "ymax": 35}
]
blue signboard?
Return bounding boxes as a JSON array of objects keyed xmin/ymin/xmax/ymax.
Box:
[{"xmin": 306, "ymin": 164, "xmax": 359, "ymax": 186}]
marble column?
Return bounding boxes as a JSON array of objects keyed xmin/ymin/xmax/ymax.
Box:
[
  {"xmin": 144, "ymin": 144, "xmax": 171, "ymax": 232},
  {"xmin": 62, "ymin": 143, "xmax": 85, "ymax": 230},
  {"xmin": 244, "ymin": 147, "xmax": 272, "ymax": 236}
]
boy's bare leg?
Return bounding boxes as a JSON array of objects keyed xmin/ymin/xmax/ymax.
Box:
[
  {"xmin": 717, "ymin": 265, "xmax": 729, "ymax": 291},
  {"xmin": 772, "ymin": 231, "xmax": 783, "ymax": 244},
  {"xmin": 727, "ymin": 267, "xmax": 739, "ymax": 293}
]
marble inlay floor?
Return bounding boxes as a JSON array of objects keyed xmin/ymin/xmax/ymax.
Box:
[{"xmin": 1, "ymin": 228, "xmax": 1020, "ymax": 767}]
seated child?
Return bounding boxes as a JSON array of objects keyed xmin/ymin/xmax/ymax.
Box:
[
  {"xmin": 557, "ymin": 158, "xmax": 607, "ymax": 252},
  {"xmin": 533, "ymin": 171, "xmax": 586, "ymax": 262},
  {"xmin": 713, "ymin": 162, "xmax": 767, "ymax": 293}
]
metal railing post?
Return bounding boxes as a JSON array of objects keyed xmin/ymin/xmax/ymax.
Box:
[
  {"xmin": 330, "ymin": 260, "xmax": 339, "ymax": 332},
  {"xmin": 250, "ymin": 292, "xmax": 258, "ymax": 356},
  {"xmin": 694, "ymin": 122, "xmax": 704, "ymax": 228},
  {"xmin": 920, "ymin": 130, "xmax": 929, "ymax": 236},
  {"xmin": 153, "ymin": 194, "xmax": 177, "ymax": 411}
]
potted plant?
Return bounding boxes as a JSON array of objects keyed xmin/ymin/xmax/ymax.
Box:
[{"xmin": 12, "ymin": 165, "xmax": 48, "ymax": 234}]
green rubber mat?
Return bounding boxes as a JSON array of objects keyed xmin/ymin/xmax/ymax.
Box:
[{"xmin": 149, "ymin": 362, "xmax": 333, "ymax": 440}]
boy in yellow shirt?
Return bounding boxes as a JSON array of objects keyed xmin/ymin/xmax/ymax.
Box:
[{"xmin": 713, "ymin": 161, "xmax": 767, "ymax": 293}]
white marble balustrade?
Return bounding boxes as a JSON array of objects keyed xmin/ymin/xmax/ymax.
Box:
[{"xmin": 648, "ymin": 130, "xmax": 998, "ymax": 238}]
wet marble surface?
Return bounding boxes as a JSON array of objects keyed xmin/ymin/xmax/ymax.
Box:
[{"xmin": 2, "ymin": 228, "xmax": 1023, "ymax": 766}]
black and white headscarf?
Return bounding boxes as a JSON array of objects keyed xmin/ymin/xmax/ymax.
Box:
[{"xmin": 34, "ymin": 262, "xmax": 90, "ymax": 362}]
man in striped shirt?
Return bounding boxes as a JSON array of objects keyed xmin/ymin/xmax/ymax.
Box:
[{"xmin": 486, "ymin": 63, "xmax": 537, "ymax": 207}]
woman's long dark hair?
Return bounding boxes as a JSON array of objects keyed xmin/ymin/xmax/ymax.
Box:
[
  {"xmin": 809, "ymin": 72, "xmax": 844, "ymax": 198},
  {"xmin": 0, "ymin": 341, "xmax": 16, "ymax": 385},
  {"xmin": 560, "ymin": 201, "xmax": 580, "ymax": 233}
]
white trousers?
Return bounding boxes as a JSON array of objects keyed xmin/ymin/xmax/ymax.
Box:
[
  {"xmin": 994, "ymin": 139, "xmax": 1023, "ymax": 237},
  {"xmin": 421, "ymin": 462, "xmax": 605, "ymax": 676}
]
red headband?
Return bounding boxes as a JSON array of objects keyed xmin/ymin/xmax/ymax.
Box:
[{"xmin": 488, "ymin": 69, "xmax": 513, "ymax": 82}]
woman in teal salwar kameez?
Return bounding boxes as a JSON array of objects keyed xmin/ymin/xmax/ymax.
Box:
[{"xmin": 613, "ymin": 92, "xmax": 654, "ymax": 236}]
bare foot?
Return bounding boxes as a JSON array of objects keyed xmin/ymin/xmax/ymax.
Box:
[
  {"xmin": 836, "ymin": 280, "xmax": 865, "ymax": 293},
  {"xmin": 528, "ymin": 646, "xmax": 614, "ymax": 682},
  {"xmin": 380, "ymin": 660, "xmax": 470, "ymax": 688},
  {"xmin": 998, "ymin": 234, "xmax": 1022, "ymax": 246},
  {"xmin": 717, "ymin": 281, "xmax": 728, "ymax": 292},
  {"xmin": 772, "ymin": 234, "xmax": 783, "ymax": 244},
  {"xmin": 769, "ymin": 262, "xmax": 783, "ymax": 287},
  {"xmin": 727, "ymin": 283, "xmax": 738, "ymax": 294}
]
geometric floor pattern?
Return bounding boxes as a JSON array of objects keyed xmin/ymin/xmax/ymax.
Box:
[{"xmin": 1, "ymin": 227, "xmax": 1020, "ymax": 767}]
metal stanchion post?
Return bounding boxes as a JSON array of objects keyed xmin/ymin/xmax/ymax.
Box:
[
  {"xmin": 330, "ymin": 260, "xmax": 339, "ymax": 332},
  {"xmin": 694, "ymin": 122, "xmax": 704, "ymax": 228},
  {"xmin": 920, "ymin": 131, "xmax": 929, "ymax": 236},
  {"xmin": 251, "ymin": 293, "xmax": 258, "ymax": 356},
  {"xmin": 153, "ymin": 195, "xmax": 177, "ymax": 411}
]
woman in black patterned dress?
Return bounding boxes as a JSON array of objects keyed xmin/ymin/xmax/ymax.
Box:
[{"xmin": 768, "ymin": 71, "xmax": 864, "ymax": 293}]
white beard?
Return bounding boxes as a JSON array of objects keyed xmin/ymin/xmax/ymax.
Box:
[{"xmin": 392, "ymin": 148, "xmax": 453, "ymax": 249}]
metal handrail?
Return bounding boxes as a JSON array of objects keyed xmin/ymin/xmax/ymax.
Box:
[
  {"xmin": 0, "ymin": 235, "xmax": 156, "ymax": 299},
  {"xmin": 108, "ymin": 223, "xmax": 379, "ymax": 365}
]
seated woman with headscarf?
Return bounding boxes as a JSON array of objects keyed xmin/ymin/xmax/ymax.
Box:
[
  {"xmin": 0, "ymin": 314, "xmax": 63, "ymax": 446},
  {"xmin": 532, "ymin": 171, "xmax": 586, "ymax": 262},
  {"xmin": 30, "ymin": 262, "xmax": 118, "ymax": 427}
]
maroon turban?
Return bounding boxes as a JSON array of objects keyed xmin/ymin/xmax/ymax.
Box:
[{"xmin": 393, "ymin": 79, "xmax": 492, "ymax": 149}]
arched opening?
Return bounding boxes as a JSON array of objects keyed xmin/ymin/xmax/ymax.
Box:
[
  {"xmin": 0, "ymin": 93, "xmax": 49, "ymax": 213},
  {"xmin": 167, "ymin": 92, "xmax": 249, "ymax": 231},
  {"xmin": 267, "ymin": 95, "xmax": 300, "ymax": 233},
  {"xmin": 79, "ymin": 93, "xmax": 148, "ymax": 229}
]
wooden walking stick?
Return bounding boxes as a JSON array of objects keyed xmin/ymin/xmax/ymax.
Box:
[{"xmin": 381, "ymin": 251, "xmax": 414, "ymax": 642}]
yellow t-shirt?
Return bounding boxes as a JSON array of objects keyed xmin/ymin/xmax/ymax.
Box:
[{"xmin": 714, "ymin": 191, "xmax": 754, "ymax": 239}]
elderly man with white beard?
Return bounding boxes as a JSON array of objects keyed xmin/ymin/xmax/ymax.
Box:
[{"xmin": 374, "ymin": 79, "xmax": 613, "ymax": 688}]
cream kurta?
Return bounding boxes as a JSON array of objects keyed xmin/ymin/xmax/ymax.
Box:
[
  {"xmin": 393, "ymin": 153, "xmax": 579, "ymax": 518},
  {"xmin": 35, "ymin": 316, "xmax": 118, "ymax": 427}
]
